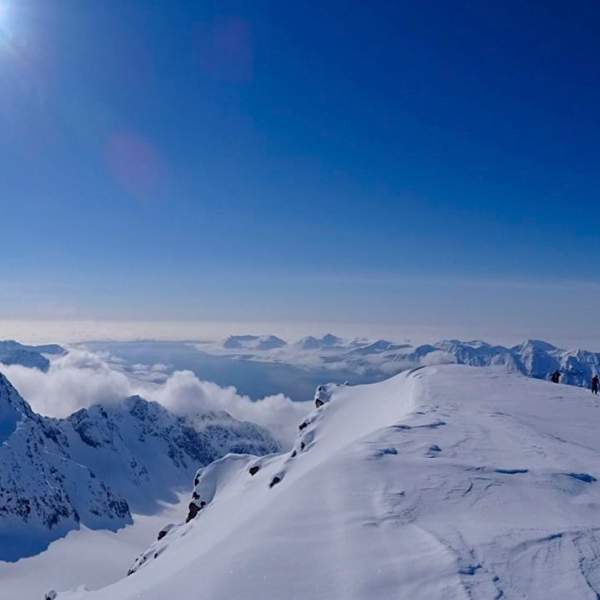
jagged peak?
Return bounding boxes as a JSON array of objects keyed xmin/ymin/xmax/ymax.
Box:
[
  {"xmin": 515, "ymin": 339, "xmax": 558, "ymax": 353},
  {"xmin": 0, "ymin": 373, "xmax": 35, "ymax": 444}
]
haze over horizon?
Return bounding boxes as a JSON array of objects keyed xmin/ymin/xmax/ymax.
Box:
[{"xmin": 2, "ymin": 316, "xmax": 600, "ymax": 353}]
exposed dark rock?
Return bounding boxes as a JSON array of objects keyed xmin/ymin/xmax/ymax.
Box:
[
  {"xmin": 157, "ymin": 523, "xmax": 175, "ymax": 541},
  {"xmin": 186, "ymin": 502, "xmax": 200, "ymax": 523},
  {"xmin": 567, "ymin": 472, "xmax": 597, "ymax": 483},
  {"xmin": 185, "ymin": 500, "xmax": 207, "ymax": 523}
]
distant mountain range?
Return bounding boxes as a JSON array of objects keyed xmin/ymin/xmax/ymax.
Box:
[
  {"xmin": 0, "ymin": 373, "xmax": 279, "ymax": 561},
  {"xmin": 211, "ymin": 335, "xmax": 600, "ymax": 388},
  {"xmin": 403, "ymin": 338, "xmax": 600, "ymax": 387},
  {"xmin": 223, "ymin": 335, "xmax": 287, "ymax": 351},
  {"xmin": 0, "ymin": 340, "xmax": 65, "ymax": 372}
]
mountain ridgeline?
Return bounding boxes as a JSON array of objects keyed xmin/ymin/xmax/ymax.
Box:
[
  {"xmin": 217, "ymin": 335, "xmax": 600, "ymax": 388},
  {"xmin": 406, "ymin": 339, "xmax": 600, "ymax": 387}
]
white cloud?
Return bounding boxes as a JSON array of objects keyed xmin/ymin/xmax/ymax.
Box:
[
  {"xmin": 420, "ymin": 351, "xmax": 457, "ymax": 366},
  {"xmin": 146, "ymin": 370, "xmax": 310, "ymax": 445},
  {"xmin": 0, "ymin": 350, "xmax": 132, "ymax": 417},
  {"xmin": 0, "ymin": 350, "xmax": 311, "ymax": 447}
]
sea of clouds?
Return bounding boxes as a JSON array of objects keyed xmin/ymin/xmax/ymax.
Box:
[{"xmin": 0, "ymin": 349, "xmax": 311, "ymax": 446}]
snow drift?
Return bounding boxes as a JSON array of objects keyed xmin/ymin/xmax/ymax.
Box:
[{"xmin": 57, "ymin": 365, "xmax": 600, "ymax": 600}]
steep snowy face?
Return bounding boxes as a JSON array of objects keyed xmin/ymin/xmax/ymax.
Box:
[
  {"xmin": 0, "ymin": 373, "xmax": 33, "ymax": 442},
  {"xmin": 59, "ymin": 366, "xmax": 600, "ymax": 600},
  {"xmin": 0, "ymin": 377, "xmax": 280, "ymax": 561},
  {"xmin": 0, "ymin": 375, "xmax": 131, "ymax": 561},
  {"xmin": 65, "ymin": 397, "xmax": 280, "ymax": 512}
]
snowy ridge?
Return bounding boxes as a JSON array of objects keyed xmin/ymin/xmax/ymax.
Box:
[
  {"xmin": 58, "ymin": 366, "xmax": 600, "ymax": 599},
  {"xmin": 0, "ymin": 374, "xmax": 279, "ymax": 561}
]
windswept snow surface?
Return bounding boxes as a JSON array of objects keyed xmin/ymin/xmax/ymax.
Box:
[{"xmin": 59, "ymin": 366, "xmax": 600, "ymax": 600}]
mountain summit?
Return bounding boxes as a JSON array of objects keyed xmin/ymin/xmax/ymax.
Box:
[{"xmin": 58, "ymin": 365, "xmax": 600, "ymax": 600}]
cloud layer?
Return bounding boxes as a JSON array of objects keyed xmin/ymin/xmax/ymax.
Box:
[{"xmin": 0, "ymin": 349, "xmax": 311, "ymax": 446}]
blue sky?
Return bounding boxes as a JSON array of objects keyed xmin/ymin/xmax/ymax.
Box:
[{"xmin": 1, "ymin": 1, "xmax": 600, "ymax": 344}]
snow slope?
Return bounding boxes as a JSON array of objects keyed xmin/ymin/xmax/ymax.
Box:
[{"xmin": 58, "ymin": 366, "xmax": 600, "ymax": 600}]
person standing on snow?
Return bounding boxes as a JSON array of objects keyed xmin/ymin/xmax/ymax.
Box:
[
  {"xmin": 551, "ymin": 370, "xmax": 561, "ymax": 384},
  {"xmin": 592, "ymin": 375, "xmax": 599, "ymax": 395}
]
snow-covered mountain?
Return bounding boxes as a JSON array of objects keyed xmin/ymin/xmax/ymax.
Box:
[
  {"xmin": 407, "ymin": 339, "xmax": 600, "ymax": 386},
  {"xmin": 222, "ymin": 335, "xmax": 287, "ymax": 351},
  {"xmin": 0, "ymin": 340, "xmax": 65, "ymax": 372},
  {"xmin": 0, "ymin": 374, "xmax": 279, "ymax": 561},
  {"xmin": 0, "ymin": 374, "xmax": 131, "ymax": 561},
  {"xmin": 294, "ymin": 334, "xmax": 346, "ymax": 350},
  {"xmin": 205, "ymin": 334, "xmax": 600, "ymax": 390},
  {"xmin": 56, "ymin": 365, "xmax": 600, "ymax": 600}
]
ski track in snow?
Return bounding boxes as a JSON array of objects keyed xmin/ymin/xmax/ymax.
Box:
[{"xmin": 50, "ymin": 366, "xmax": 600, "ymax": 599}]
